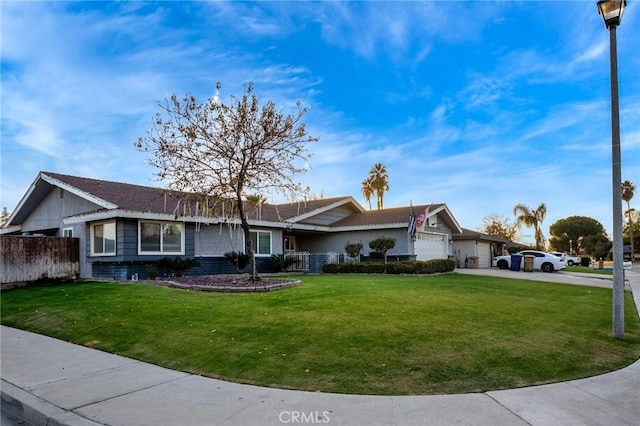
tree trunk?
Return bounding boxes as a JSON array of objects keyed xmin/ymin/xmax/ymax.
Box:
[{"xmin": 236, "ymin": 194, "xmax": 259, "ymax": 281}]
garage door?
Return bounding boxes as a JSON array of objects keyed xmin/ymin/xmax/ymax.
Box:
[
  {"xmin": 477, "ymin": 242, "xmax": 492, "ymax": 268},
  {"xmin": 415, "ymin": 232, "xmax": 447, "ymax": 260}
]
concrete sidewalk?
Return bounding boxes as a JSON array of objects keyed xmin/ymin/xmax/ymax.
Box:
[{"xmin": 2, "ymin": 271, "xmax": 640, "ymax": 426}]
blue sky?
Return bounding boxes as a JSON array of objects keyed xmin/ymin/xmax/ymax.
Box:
[{"xmin": 1, "ymin": 1, "xmax": 639, "ymax": 243}]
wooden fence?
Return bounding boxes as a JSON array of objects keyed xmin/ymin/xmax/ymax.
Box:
[{"xmin": 1, "ymin": 236, "xmax": 79, "ymax": 285}]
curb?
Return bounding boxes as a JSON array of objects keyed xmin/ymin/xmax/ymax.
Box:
[{"xmin": 1, "ymin": 379, "xmax": 102, "ymax": 426}]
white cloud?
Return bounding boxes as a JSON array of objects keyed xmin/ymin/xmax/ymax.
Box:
[{"xmin": 1, "ymin": 0, "xmax": 638, "ymax": 241}]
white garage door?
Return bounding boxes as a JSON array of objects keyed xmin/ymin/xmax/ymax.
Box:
[
  {"xmin": 415, "ymin": 232, "xmax": 447, "ymax": 260},
  {"xmin": 477, "ymin": 242, "xmax": 492, "ymax": 268}
]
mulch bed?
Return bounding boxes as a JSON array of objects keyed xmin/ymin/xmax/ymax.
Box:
[{"xmin": 161, "ymin": 275, "xmax": 302, "ymax": 293}]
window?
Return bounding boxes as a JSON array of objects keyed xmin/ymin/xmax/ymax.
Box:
[
  {"xmin": 91, "ymin": 222, "xmax": 116, "ymax": 256},
  {"xmin": 63, "ymin": 227, "xmax": 73, "ymax": 237},
  {"xmin": 139, "ymin": 221, "xmax": 184, "ymax": 254},
  {"xmin": 250, "ymin": 230, "xmax": 271, "ymax": 255}
]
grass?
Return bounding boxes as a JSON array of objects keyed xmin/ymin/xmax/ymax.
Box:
[
  {"xmin": 565, "ymin": 266, "xmax": 613, "ymax": 275},
  {"xmin": 2, "ymin": 273, "xmax": 639, "ymax": 395}
]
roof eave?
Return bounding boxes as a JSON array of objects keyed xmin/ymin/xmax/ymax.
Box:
[
  {"xmin": 0, "ymin": 224, "xmax": 22, "ymax": 235},
  {"xmin": 285, "ymin": 197, "xmax": 365, "ymax": 224},
  {"xmin": 41, "ymin": 173, "xmax": 118, "ymax": 210}
]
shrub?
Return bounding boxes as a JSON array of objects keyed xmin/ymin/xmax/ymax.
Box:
[
  {"xmin": 369, "ymin": 236, "xmax": 396, "ymax": 260},
  {"xmin": 344, "ymin": 242, "xmax": 363, "ymax": 259},
  {"xmin": 268, "ymin": 254, "xmax": 300, "ymax": 272},
  {"xmin": 224, "ymin": 251, "xmax": 250, "ymax": 274},
  {"xmin": 158, "ymin": 257, "xmax": 201, "ymax": 277},
  {"xmin": 158, "ymin": 256, "xmax": 200, "ymax": 277},
  {"xmin": 417, "ymin": 259, "xmax": 456, "ymax": 274},
  {"xmin": 146, "ymin": 264, "xmax": 159, "ymax": 280},
  {"xmin": 322, "ymin": 258, "xmax": 455, "ymax": 275}
]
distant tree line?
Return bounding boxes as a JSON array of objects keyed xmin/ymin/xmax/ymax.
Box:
[{"xmin": 478, "ymin": 180, "xmax": 637, "ymax": 260}]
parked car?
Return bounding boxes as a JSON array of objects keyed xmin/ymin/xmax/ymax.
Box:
[
  {"xmin": 492, "ymin": 250, "xmax": 566, "ymax": 273},
  {"xmin": 549, "ymin": 251, "xmax": 581, "ymax": 266}
]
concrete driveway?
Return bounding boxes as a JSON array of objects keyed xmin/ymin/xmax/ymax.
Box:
[{"xmin": 456, "ymin": 266, "xmax": 631, "ymax": 289}]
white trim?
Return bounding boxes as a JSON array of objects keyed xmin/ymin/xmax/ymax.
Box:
[
  {"xmin": 64, "ymin": 211, "xmax": 442, "ymax": 234},
  {"xmin": 137, "ymin": 220, "xmax": 185, "ymax": 255},
  {"xmin": 0, "ymin": 225, "xmax": 22, "ymax": 235},
  {"xmin": 90, "ymin": 221, "xmax": 117, "ymax": 257},
  {"xmin": 244, "ymin": 229, "xmax": 273, "ymax": 256},
  {"xmin": 62, "ymin": 227, "xmax": 74, "ymax": 237},
  {"xmin": 41, "ymin": 173, "xmax": 118, "ymax": 209},
  {"xmin": 426, "ymin": 204, "xmax": 462, "ymax": 234},
  {"xmin": 3, "ymin": 175, "xmax": 40, "ymax": 227},
  {"xmin": 284, "ymin": 197, "xmax": 365, "ymax": 224}
]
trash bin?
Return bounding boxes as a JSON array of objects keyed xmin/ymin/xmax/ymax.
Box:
[
  {"xmin": 468, "ymin": 256, "xmax": 479, "ymax": 269},
  {"xmin": 523, "ymin": 255, "xmax": 534, "ymax": 272},
  {"xmin": 510, "ymin": 254, "xmax": 523, "ymax": 271}
]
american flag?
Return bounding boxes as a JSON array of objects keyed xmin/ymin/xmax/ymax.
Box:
[{"xmin": 408, "ymin": 205, "xmax": 417, "ymax": 238}]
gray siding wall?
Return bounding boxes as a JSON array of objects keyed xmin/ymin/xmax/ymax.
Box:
[
  {"xmin": 87, "ymin": 219, "xmax": 196, "ymax": 278},
  {"xmin": 194, "ymin": 224, "xmax": 283, "ymax": 257},
  {"xmin": 301, "ymin": 229, "xmax": 411, "ymax": 256},
  {"xmin": 22, "ymin": 189, "xmax": 99, "ymax": 233},
  {"xmin": 452, "ymin": 241, "xmax": 493, "ymax": 268},
  {"xmin": 194, "ymin": 224, "xmax": 243, "ymax": 255},
  {"xmin": 453, "ymin": 241, "xmax": 477, "ymax": 266}
]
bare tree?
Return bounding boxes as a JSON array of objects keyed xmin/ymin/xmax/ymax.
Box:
[
  {"xmin": 479, "ymin": 214, "xmax": 519, "ymax": 241},
  {"xmin": 0, "ymin": 207, "xmax": 10, "ymax": 227},
  {"xmin": 136, "ymin": 82, "xmax": 318, "ymax": 280}
]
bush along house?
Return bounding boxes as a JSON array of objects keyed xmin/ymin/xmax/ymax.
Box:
[{"xmin": 1, "ymin": 172, "xmax": 507, "ymax": 280}]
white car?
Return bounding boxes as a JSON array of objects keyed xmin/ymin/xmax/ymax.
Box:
[
  {"xmin": 549, "ymin": 251, "xmax": 582, "ymax": 266},
  {"xmin": 492, "ymin": 250, "xmax": 566, "ymax": 273}
]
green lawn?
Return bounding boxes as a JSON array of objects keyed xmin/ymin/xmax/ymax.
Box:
[
  {"xmin": 2, "ymin": 274, "xmax": 639, "ymax": 395},
  {"xmin": 564, "ymin": 266, "xmax": 613, "ymax": 275}
]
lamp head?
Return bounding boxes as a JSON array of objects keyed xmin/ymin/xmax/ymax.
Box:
[{"xmin": 597, "ymin": 0, "xmax": 626, "ymax": 29}]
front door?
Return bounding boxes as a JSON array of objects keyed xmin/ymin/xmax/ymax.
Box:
[{"xmin": 284, "ymin": 235, "xmax": 297, "ymax": 252}]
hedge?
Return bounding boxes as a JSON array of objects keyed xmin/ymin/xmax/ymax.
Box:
[{"xmin": 322, "ymin": 259, "xmax": 455, "ymax": 275}]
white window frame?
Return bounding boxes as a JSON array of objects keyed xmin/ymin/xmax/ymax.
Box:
[
  {"xmin": 138, "ymin": 220, "xmax": 185, "ymax": 255},
  {"xmin": 90, "ymin": 221, "xmax": 116, "ymax": 256},
  {"xmin": 63, "ymin": 227, "xmax": 73, "ymax": 237},
  {"xmin": 248, "ymin": 230, "xmax": 272, "ymax": 256}
]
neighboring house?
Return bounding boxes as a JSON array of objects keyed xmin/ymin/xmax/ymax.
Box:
[
  {"xmin": 2, "ymin": 172, "xmax": 468, "ymax": 279},
  {"xmin": 608, "ymin": 245, "xmax": 633, "ymax": 261},
  {"xmin": 452, "ymin": 228, "xmax": 526, "ymax": 268}
]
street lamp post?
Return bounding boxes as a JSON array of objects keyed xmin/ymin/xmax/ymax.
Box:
[{"xmin": 597, "ymin": 0, "xmax": 626, "ymax": 339}]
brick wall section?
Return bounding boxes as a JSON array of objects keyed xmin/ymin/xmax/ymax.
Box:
[{"xmin": 91, "ymin": 252, "xmax": 343, "ymax": 280}]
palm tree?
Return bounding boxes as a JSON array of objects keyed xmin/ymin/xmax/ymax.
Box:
[
  {"xmin": 622, "ymin": 180, "xmax": 636, "ymax": 258},
  {"xmin": 368, "ymin": 163, "xmax": 389, "ymax": 210},
  {"xmin": 361, "ymin": 177, "xmax": 375, "ymax": 210},
  {"xmin": 513, "ymin": 203, "xmax": 547, "ymax": 251}
]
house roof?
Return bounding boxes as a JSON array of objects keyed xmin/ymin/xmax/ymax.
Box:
[
  {"xmin": 328, "ymin": 204, "xmax": 461, "ymax": 234},
  {"xmin": 454, "ymin": 228, "xmax": 524, "ymax": 245},
  {"xmin": 3, "ymin": 171, "xmax": 461, "ymax": 234},
  {"xmin": 455, "ymin": 228, "xmax": 504, "ymax": 243}
]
